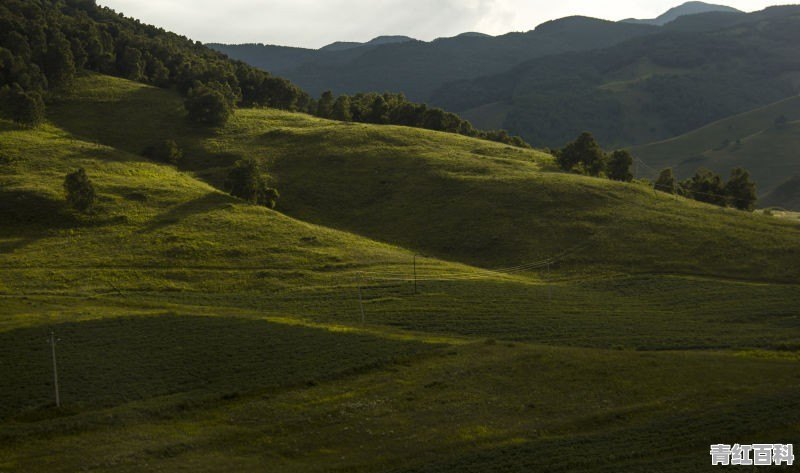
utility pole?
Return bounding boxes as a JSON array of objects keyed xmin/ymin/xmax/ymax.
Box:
[
  {"xmin": 357, "ymin": 273, "xmax": 365, "ymax": 323},
  {"xmin": 49, "ymin": 330, "xmax": 60, "ymax": 408},
  {"xmin": 413, "ymin": 254, "xmax": 418, "ymax": 295}
]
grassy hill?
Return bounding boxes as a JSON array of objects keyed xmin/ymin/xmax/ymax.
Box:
[
  {"xmin": 2, "ymin": 73, "xmax": 800, "ymax": 472},
  {"xmin": 632, "ymin": 96, "xmax": 800, "ymax": 207}
]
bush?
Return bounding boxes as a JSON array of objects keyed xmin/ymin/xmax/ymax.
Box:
[
  {"xmin": 654, "ymin": 168, "xmax": 677, "ymax": 194},
  {"xmin": 1, "ymin": 86, "xmax": 45, "ymax": 127},
  {"xmin": 143, "ymin": 140, "xmax": 183, "ymax": 165},
  {"xmin": 63, "ymin": 168, "xmax": 96, "ymax": 213},
  {"xmin": 225, "ymin": 158, "xmax": 280, "ymax": 209}
]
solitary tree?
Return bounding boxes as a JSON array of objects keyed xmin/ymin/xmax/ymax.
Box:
[
  {"xmin": 654, "ymin": 168, "xmax": 677, "ymax": 194},
  {"xmin": 558, "ymin": 132, "xmax": 606, "ymax": 176},
  {"xmin": 226, "ymin": 158, "xmax": 280, "ymax": 209},
  {"xmin": 607, "ymin": 150, "xmax": 634, "ymax": 182},
  {"xmin": 64, "ymin": 168, "xmax": 96, "ymax": 213},
  {"xmin": 724, "ymin": 167, "xmax": 757, "ymax": 211}
]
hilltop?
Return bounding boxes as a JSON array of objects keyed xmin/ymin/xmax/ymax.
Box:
[{"xmin": 622, "ymin": 1, "xmax": 742, "ymax": 25}]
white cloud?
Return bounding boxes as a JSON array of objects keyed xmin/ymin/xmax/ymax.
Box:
[{"xmin": 97, "ymin": 0, "xmax": 783, "ymax": 48}]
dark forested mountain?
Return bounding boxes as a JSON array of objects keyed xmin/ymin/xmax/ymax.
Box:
[
  {"xmin": 210, "ymin": 18, "xmax": 658, "ymax": 101},
  {"xmin": 622, "ymin": 1, "xmax": 742, "ymax": 25},
  {"xmin": 432, "ymin": 6, "xmax": 800, "ymax": 147}
]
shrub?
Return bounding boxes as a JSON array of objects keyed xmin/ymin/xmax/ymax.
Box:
[
  {"xmin": 654, "ymin": 168, "xmax": 677, "ymax": 194},
  {"xmin": 143, "ymin": 140, "xmax": 183, "ymax": 165},
  {"xmin": 225, "ymin": 158, "xmax": 280, "ymax": 209},
  {"xmin": 63, "ymin": 168, "xmax": 96, "ymax": 213}
]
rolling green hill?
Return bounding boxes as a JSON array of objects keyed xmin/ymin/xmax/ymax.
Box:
[
  {"xmin": 2, "ymin": 71, "xmax": 800, "ymax": 473},
  {"xmin": 432, "ymin": 6, "xmax": 800, "ymax": 147},
  {"xmin": 633, "ymin": 95, "xmax": 800, "ymax": 208}
]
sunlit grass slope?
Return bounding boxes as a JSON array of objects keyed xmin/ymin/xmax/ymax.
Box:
[
  {"xmin": 1, "ymin": 72, "xmax": 799, "ymax": 473},
  {"xmin": 49, "ymin": 74, "xmax": 800, "ymax": 281}
]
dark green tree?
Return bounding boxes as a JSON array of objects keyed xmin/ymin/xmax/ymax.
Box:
[
  {"xmin": 1, "ymin": 85, "xmax": 46, "ymax": 127},
  {"xmin": 185, "ymin": 84, "xmax": 232, "ymax": 126},
  {"xmin": 724, "ymin": 167, "xmax": 757, "ymax": 211},
  {"xmin": 42, "ymin": 32, "xmax": 76, "ymax": 89},
  {"xmin": 368, "ymin": 95, "xmax": 390, "ymax": 124},
  {"xmin": 63, "ymin": 168, "xmax": 96, "ymax": 213},
  {"xmin": 225, "ymin": 158, "xmax": 279, "ymax": 209},
  {"xmin": 331, "ymin": 95, "xmax": 352, "ymax": 121},
  {"xmin": 558, "ymin": 132, "xmax": 606, "ymax": 176},
  {"xmin": 117, "ymin": 46, "xmax": 144, "ymax": 81},
  {"xmin": 316, "ymin": 91, "xmax": 334, "ymax": 118},
  {"xmin": 607, "ymin": 150, "xmax": 634, "ymax": 182},
  {"xmin": 683, "ymin": 168, "xmax": 726, "ymax": 206},
  {"xmin": 654, "ymin": 168, "xmax": 677, "ymax": 194}
]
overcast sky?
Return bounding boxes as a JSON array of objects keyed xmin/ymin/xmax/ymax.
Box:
[{"xmin": 97, "ymin": 0, "xmax": 781, "ymax": 48}]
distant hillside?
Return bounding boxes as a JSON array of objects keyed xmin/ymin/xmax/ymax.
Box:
[
  {"xmin": 210, "ymin": 17, "xmax": 658, "ymax": 101},
  {"xmin": 762, "ymin": 175, "xmax": 800, "ymax": 210},
  {"xmin": 622, "ymin": 1, "xmax": 742, "ymax": 25},
  {"xmin": 320, "ymin": 35, "xmax": 416, "ymax": 52},
  {"xmin": 633, "ymin": 96, "xmax": 800, "ymax": 208},
  {"xmin": 432, "ymin": 6, "xmax": 800, "ymax": 147}
]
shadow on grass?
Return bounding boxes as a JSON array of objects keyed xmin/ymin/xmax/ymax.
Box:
[
  {"xmin": 0, "ymin": 189, "xmax": 77, "ymax": 229},
  {"xmin": 141, "ymin": 192, "xmax": 237, "ymax": 233}
]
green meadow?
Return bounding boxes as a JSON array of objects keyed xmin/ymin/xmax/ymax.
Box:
[{"xmin": 1, "ymin": 74, "xmax": 799, "ymax": 472}]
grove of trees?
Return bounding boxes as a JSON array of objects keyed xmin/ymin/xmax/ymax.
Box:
[
  {"xmin": 555, "ymin": 132, "xmax": 633, "ymax": 181},
  {"xmin": 654, "ymin": 167, "xmax": 757, "ymax": 211}
]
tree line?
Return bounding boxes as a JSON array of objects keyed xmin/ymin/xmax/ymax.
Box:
[
  {"xmin": 554, "ymin": 132, "xmax": 757, "ymax": 211},
  {"xmin": 0, "ymin": 0, "xmax": 529, "ymax": 148},
  {"xmin": 312, "ymin": 90, "xmax": 530, "ymax": 147}
]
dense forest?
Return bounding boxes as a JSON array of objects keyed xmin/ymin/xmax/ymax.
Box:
[{"xmin": 0, "ymin": 0, "xmax": 527, "ymax": 147}]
